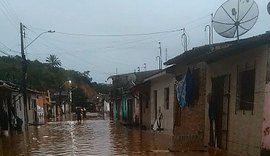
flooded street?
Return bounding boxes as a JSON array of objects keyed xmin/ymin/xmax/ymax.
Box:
[{"xmin": 0, "ymin": 115, "xmax": 228, "ymax": 156}]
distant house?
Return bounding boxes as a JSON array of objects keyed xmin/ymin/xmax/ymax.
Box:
[
  {"xmin": 164, "ymin": 32, "xmax": 270, "ymax": 156},
  {"xmin": 109, "ymin": 70, "xmax": 160, "ymax": 125},
  {"xmin": 0, "ymin": 80, "xmax": 39, "ymax": 134},
  {"xmin": 161, "ymin": 62, "xmax": 207, "ymax": 146},
  {"xmin": 0, "ymin": 80, "xmax": 21, "ymax": 133},
  {"xmin": 51, "ymin": 91, "xmax": 70, "ymax": 116},
  {"xmin": 142, "ymin": 68, "xmax": 176, "ymax": 134},
  {"xmin": 37, "ymin": 91, "xmax": 51, "ymax": 123},
  {"xmin": 131, "ymin": 82, "xmax": 151, "ymax": 129}
]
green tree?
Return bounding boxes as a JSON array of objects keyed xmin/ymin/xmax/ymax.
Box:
[{"xmin": 46, "ymin": 54, "xmax": 61, "ymax": 68}]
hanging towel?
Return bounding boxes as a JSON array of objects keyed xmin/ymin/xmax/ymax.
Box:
[
  {"xmin": 176, "ymin": 68, "xmax": 194, "ymax": 108},
  {"xmin": 176, "ymin": 75, "xmax": 187, "ymax": 108}
]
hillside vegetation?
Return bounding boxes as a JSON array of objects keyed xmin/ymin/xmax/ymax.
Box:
[{"xmin": 0, "ymin": 55, "xmax": 110, "ymax": 99}]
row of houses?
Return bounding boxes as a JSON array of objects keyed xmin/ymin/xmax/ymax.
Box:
[
  {"xmin": 0, "ymin": 80, "xmax": 73, "ymax": 135},
  {"xmin": 0, "ymin": 80, "xmax": 45, "ymax": 133},
  {"xmin": 109, "ymin": 32, "xmax": 270, "ymax": 156}
]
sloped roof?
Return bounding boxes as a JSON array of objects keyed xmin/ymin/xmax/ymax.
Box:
[
  {"xmin": 165, "ymin": 32, "xmax": 270, "ymax": 65},
  {"xmin": 0, "ymin": 80, "xmax": 19, "ymax": 91},
  {"xmin": 108, "ymin": 70, "xmax": 161, "ymax": 90},
  {"xmin": 0, "ymin": 80, "xmax": 41, "ymax": 94},
  {"xmin": 108, "ymin": 70, "xmax": 161, "ymax": 83}
]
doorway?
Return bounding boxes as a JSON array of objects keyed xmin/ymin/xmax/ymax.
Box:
[
  {"xmin": 211, "ymin": 75, "xmax": 230, "ymax": 149},
  {"xmin": 153, "ymin": 90, "xmax": 157, "ymax": 119}
]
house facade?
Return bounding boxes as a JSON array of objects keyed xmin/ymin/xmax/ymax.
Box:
[
  {"xmin": 132, "ymin": 82, "xmax": 151, "ymax": 129},
  {"xmin": 158, "ymin": 61, "xmax": 207, "ymax": 146},
  {"xmin": 0, "ymin": 80, "xmax": 39, "ymax": 134},
  {"xmin": 165, "ymin": 32, "xmax": 270, "ymax": 156},
  {"xmin": 203, "ymin": 35, "xmax": 270, "ymax": 156},
  {"xmin": 144, "ymin": 70, "xmax": 176, "ymax": 134},
  {"xmin": 37, "ymin": 92, "xmax": 51, "ymax": 123},
  {"xmin": 0, "ymin": 82, "xmax": 18, "ymax": 133},
  {"xmin": 109, "ymin": 70, "xmax": 160, "ymax": 125}
]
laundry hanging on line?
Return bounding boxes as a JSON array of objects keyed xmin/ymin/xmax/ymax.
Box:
[{"xmin": 175, "ymin": 69, "xmax": 193, "ymax": 108}]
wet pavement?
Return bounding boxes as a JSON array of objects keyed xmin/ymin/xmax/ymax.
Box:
[{"xmin": 0, "ymin": 114, "xmax": 228, "ymax": 156}]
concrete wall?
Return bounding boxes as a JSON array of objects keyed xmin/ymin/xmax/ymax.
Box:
[
  {"xmin": 206, "ymin": 45, "xmax": 269, "ymax": 156},
  {"xmin": 262, "ymin": 44, "xmax": 270, "ymax": 155},
  {"xmin": 262, "ymin": 83, "xmax": 270, "ymax": 150},
  {"xmin": 150, "ymin": 74, "xmax": 175, "ymax": 134}
]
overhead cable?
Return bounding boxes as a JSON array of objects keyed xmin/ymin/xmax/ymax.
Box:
[{"xmin": 54, "ymin": 29, "xmax": 181, "ymax": 37}]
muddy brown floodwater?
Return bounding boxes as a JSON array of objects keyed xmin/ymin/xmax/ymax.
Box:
[{"xmin": 0, "ymin": 116, "xmax": 229, "ymax": 156}]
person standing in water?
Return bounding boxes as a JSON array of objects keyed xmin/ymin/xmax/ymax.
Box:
[{"xmin": 76, "ymin": 107, "xmax": 82, "ymax": 123}]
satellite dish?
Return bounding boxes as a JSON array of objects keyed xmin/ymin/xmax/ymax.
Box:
[
  {"xmin": 128, "ymin": 74, "xmax": 136, "ymax": 86},
  {"xmin": 213, "ymin": 0, "xmax": 259, "ymax": 40},
  {"xmin": 267, "ymin": 2, "xmax": 270, "ymax": 14}
]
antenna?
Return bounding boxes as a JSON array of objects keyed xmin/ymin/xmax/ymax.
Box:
[
  {"xmin": 181, "ymin": 28, "xmax": 188, "ymax": 51},
  {"xmin": 213, "ymin": 0, "xmax": 259, "ymax": 40},
  {"xmin": 205, "ymin": 14, "xmax": 214, "ymax": 45},
  {"xmin": 144, "ymin": 63, "xmax": 146, "ymax": 71},
  {"xmin": 211, "ymin": 13, "xmax": 214, "ymax": 43},
  {"xmin": 156, "ymin": 42, "xmax": 162, "ymax": 70},
  {"xmin": 205, "ymin": 25, "xmax": 212, "ymax": 45},
  {"xmin": 267, "ymin": 2, "xmax": 270, "ymax": 15},
  {"xmin": 128, "ymin": 74, "xmax": 136, "ymax": 86},
  {"xmin": 165, "ymin": 48, "xmax": 168, "ymax": 62}
]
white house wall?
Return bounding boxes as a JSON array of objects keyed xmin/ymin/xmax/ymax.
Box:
[
  {"xmin": 206, "ymin": 45, "xmax": 268, "ymax": 156},
  {"xmin": 150, "ymin": 74, "xmax": 175, "ymax": 134},
  {"xmin": 12, "ymin": 92, "xmax": 25, "ymax": 125},
  {"xmin": 27, "ymin": 95, "xmax": 37, "ymax": 124}
]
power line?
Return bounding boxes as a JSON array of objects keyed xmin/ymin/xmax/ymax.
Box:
[
  {"xmin": 0, "ymin": 1, "xmax": 19, "ymax": 30},
  {"xmin": 25, "ymin": 25, "xmax": 180, "ymax": 37},
  {"xmin": 55, "ymin": 29, "xmax": 181, "ymax": 37},
  {"xmin": 0, "ymin": 49, "xmax": 11, "ymax": 56},
  {"xmin": 0, "ymin": 42, "xmax": 20, "ymax": 54},
  {"xmin": 1, "ymin": 0, "xmax": 20, "ymax": 22}
]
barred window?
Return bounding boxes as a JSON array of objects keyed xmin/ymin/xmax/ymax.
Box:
[{"xmin": 236, "ymin": 68, "xmax": 255, "ymax": 111}]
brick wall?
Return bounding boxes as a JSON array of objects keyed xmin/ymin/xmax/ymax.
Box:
[{"xmin": 173, "ymin": 62, "xmax": 207, "ymax": 146}]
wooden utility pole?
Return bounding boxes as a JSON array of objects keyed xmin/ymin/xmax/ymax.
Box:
[{"xmin": 20, "ymin": 22, "xmax": 28, "ymax": 126}]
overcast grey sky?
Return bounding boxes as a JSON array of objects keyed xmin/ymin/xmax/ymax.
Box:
[{"xmin": 0, "ymin": 0, "xmax": 269, "ymax": 83}]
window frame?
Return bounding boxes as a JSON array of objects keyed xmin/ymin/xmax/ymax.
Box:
[
  {"xmin": 164, "ymin": 87, "xmax": 169, "ymax": 110},
  {"xmin": 236, "ymin": 63, "xmax": 256, "ymax": 113}
]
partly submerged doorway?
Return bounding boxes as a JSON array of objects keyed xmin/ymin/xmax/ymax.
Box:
[{"xmin": 210, "ymin": 74, "xmax": 230, "ymax": 149}]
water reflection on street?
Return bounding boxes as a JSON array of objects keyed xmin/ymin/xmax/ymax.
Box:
[{"xmin": 0, "ymin": 116, "xmax": 228, "ymax": 156}]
